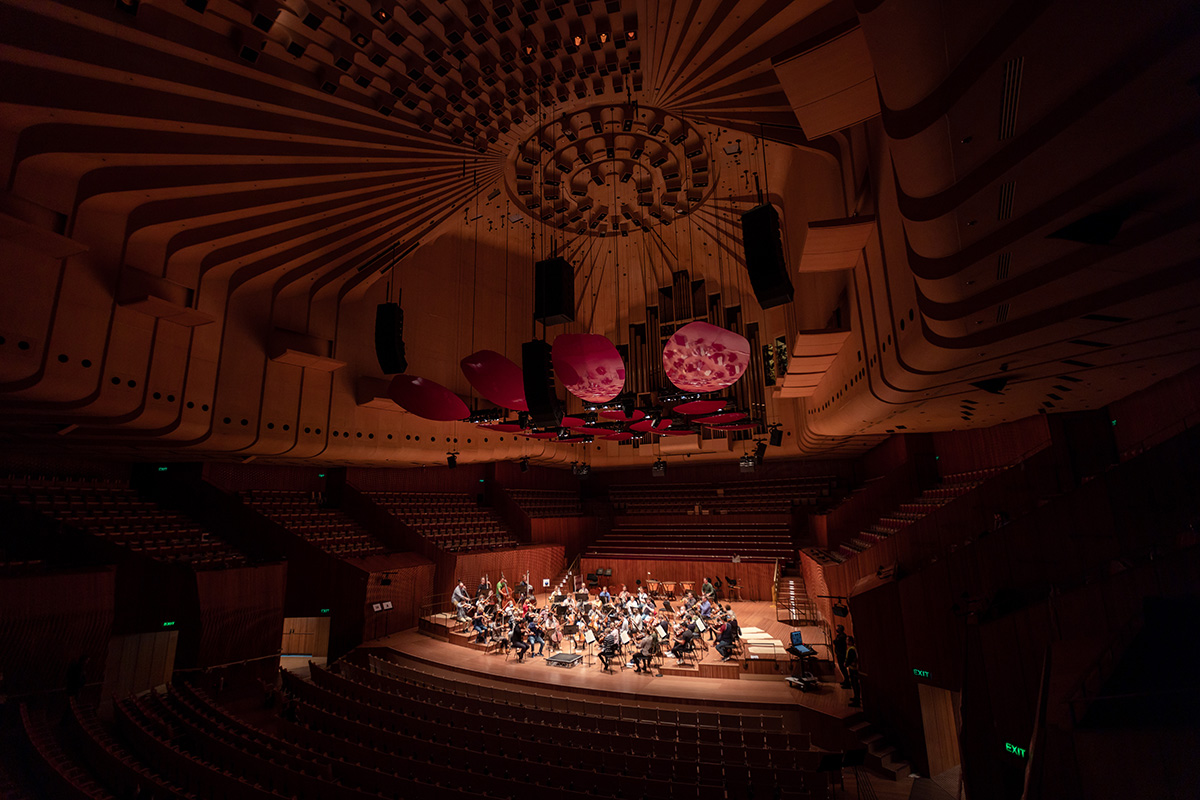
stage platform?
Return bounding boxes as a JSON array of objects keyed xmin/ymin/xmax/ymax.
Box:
[{"xmin": 368, "ymin": 600, "xmax": 861, "ymax": 747}]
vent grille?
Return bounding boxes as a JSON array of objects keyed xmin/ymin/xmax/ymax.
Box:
[
  {"xmin": 997, "ymin": 181, "xmax": 1016, "ymax": 220},
  {"xmin": 996, "ymin": 303, "xmax": 1010, "ymax": 323},
  {"xmin": 999, "ymin": 57, "xmax": 1023, "ymax": 140},
  {"xmin": 997, "ymin": 252, "xmax": 1011, "ymax": 280}
]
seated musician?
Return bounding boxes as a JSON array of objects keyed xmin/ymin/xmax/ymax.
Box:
[
  {"xmin": 472, "ymin": 608, "xmax": 488, "ymax": 643},
  {"xmin": 526, "ymin": 616, "xmax": 546, "ymax": 657},
  {"xmin": 510, "ymin": 619, "xmax": 529, "ymax": 662},
  {"xmin": 715, "ymin": 615, "xmax": 740, "ymax": 662},
  {"xmin": 632, "ymin": 630, "xmax": 655, "ymax": 674},
  {"xmin": 598, "ymin": 625, "xmax": 620, "ymax": 671},
  {"xmin": 683, "ymin": 590, "xmax": 698, "ymax": 611},
  {"xmin": 598, "ymin": 585, "xmax": 611, "ymax": 604},
  {"xmin": 669, "ymin": 621, "xmax": 696, "ymax": 660}
]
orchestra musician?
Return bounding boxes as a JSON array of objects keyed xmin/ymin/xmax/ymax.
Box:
[
  {"xmin": 476, "ymin": 575, "xmax": 491, "ymax": 599},
  {"xmin": 452, "ymin": 580, "xmax": 471, "ymax": 622},
  {"xmin": 526, "ymin": 615, "xmax": 546, "ymax": 657},
  {"xmin": 632, "ymin": 630, "xmax": 655, "ymax": 674},
  {"xmin": 510, "ymin": 618, "xmax": 528, "ymax": 662},
  {"xmin": 598, "ymin": 625, "xmax": 620, "ymax": 672}
]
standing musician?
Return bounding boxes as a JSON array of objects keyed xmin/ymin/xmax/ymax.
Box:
[
  {"xmin": 497, "ymin": 574, "xmax": 511, "ymax": 604},
  {"xmin": 702, "ymin": 577, "xmax": 716, "ymax": 603},
  {"xmin": 452, "ymin": 580, "xmax": 471, "ymax": 621},
  {"xmin": 476, "ymin": 576, "xmax": 491, "ymax": 599}
]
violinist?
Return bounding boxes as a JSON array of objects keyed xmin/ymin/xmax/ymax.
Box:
[
  {"xmin": 510, "ymin": 619, "xmax": 529, "ymax": 662},
  {"xmin": 526, "ymin": 615, "xmax": 545, "ymax": 657},
  {"xmin": 598, "ymin": 625, "xmax": 620, "ymax": 672},
  {"xmin": 598, "ymin": 585, "xmax": 611, "ymax": 604}
]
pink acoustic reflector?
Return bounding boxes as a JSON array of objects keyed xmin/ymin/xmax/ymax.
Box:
[
  {"xmin": 707, "ymin": 423, "xmax": 758, "ymax": 431},
  {"xmin": 696, "ymin": 412, "xmax": 747, "ymax": 424},
  {"xmin": 560, "ymin": 416, "xmax": 585, "ymax": 428},
  {"xmin": 460, "ymin": 350, "xmax": 528, "ymax": 411},
  {"xmin": 630, "ymin": 418, "xmax": 673, "ymax": 433},
  {"xmin": 673, "ymin": 399, "xmax": 727, "ymax": 415},
  {"xmin": 387, "ymin": 375, "xmax": 470, "ymax": 421},
  {"xmin": 522, "ymin": 431, "xmax": 560, "ymax": 439},
  {"xmin": 600, "ymin": 409, "xmax": 645, "ymax": 422},
  {"xmin": 600, "ymin": 431, "xmax": 634, "ymax": 441},
  {"xmin": 662, "ymin": 321, "xmax": 750, "ymax": 393},
  {"xmin": 552, "ymin": 333, "xmax": 625, "ymax": 403}
]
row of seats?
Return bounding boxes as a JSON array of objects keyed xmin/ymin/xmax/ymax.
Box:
[
  {"xmin": 836, "ymin": 473, "xmax": 994, "ymax": 559},
  {"xmin": 609, "ymin": 478, "xmax": 839, "ymax": 515},
  {"xmin": 362, "ymin": 490, "xmax": 520, "ymax": 553},
  {"xmin": 287, "ymin": 661, "xmax": 824, "ymax": 798},
  {"xmin": 364, "ymin": 651, "xmax": 789, "ymax": 733},
  {"xmin": 242, "ymin": 491, "xmax": 389, "ymax": 559},
  {"xmin": 0, "ymin": 479, "xmax": 246, "ymax": 569},
  {"xmin": 507, "ymin": 488, "xmax": 584, "ymax": 517}
]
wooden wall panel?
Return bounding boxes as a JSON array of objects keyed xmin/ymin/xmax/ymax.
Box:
[
  {"xmin": 347, "ymin": 464, "xmax": 489, "ymax": 493},
  {"xmin": 101, "ymin": 630, "xmax": 177, "ymax": 704},
  {"xmin": 932, "ymin": 416, "xmax": 1052, "ymax": 476},
  {"xmin": 530, "ymin": 516, "xmax": 604, "ymax": 560},
  {"xmin": 585, "ymin": 458, "xmax": 858, "ymax": 491},
  {"xmin": 203, "ymin": 463, "xmax": 325, "ymax": 492},
  {"xmin": 194, "ymin": 563, "xmax": 287, "ymax": 667},
  {"xmin": 440, "ymin": 545, "xmax": 566, "ymax": 599},
  {"xmin": 580, "ymin": 556, "xmax": 776, "ymax": 601},
  {"xmin": 494, "ymin": 462, "xmax": 579, "ymax": 491},
  {"xmin": 918, "ymin": 684, "xmax": 961, "ymax": 778},
  {"xmin": 0, "ymin": 566, "xmax": 116, "ymax": 695},
  {"xmin": 1109, "ymin": 362, "xmax": 1200, "ymax": 458}
]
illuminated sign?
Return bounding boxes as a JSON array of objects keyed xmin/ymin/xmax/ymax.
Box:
[
  {"xmin": 157, "ymin": 466, "xmax": 169, "ymax": 472},
  {"xmin": 913, "ymin": 668, "xmax": 930, "ymax": 678},
  {"xmin": 319, "ymin": 608, "xmax": 330, "ymax": 615},
  {"xmin": 1005, "ymin": 742, "xmax": 1027, "ymax": 758},
  {"xmin": 162, "ymin": 621, "xmax": 176, "ymax": 627}
]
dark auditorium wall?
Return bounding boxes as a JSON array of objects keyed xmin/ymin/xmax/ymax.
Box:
[
  {"xmin": 583, "ymin": 457, "xmax": 858, "ymax": 491},
  {"xmin": 193, "ymin": 563, "xmax": 287, "ymax": 668},
  {"xmin": 203, "ymin": 462, "xmax": 325, "ymax": 492},
  {"xmin": 0, "ymin": 566, "xmax": 116, "ymax": 695},
  {"xmin": 1108, "ymin": 361, "xmax": 1200, "ymax": 459},
  {"xmin": 580, "ymin": 556, "xmax": 776, "ymax": 601},
  {"xmin": 932, "ymin": 415, "xmax": 1052, "ymax": 476},
  {"xmin": 493, "ymin": 461, "xmax": 579, "ymax": 491},
  {"xmin": 440, "ymin": 544, "xmax": 565, "ymax": 598},
  {"xmin": 346, "ymin": 464, "xmax": 489, "ymax": 493}
]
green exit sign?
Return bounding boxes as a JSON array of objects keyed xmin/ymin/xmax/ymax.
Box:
[
  {"xmin": 913, "ymin": 668, "xmax": 930, "ymax": 678},
  {"xmin": 157, "ymin": 466, "xmax": 169, "ymax": 472},
  {"xmin": 162, "ymin": 620, "xmax": 176, "ymax": 627},
  {"xmin": 319, "ymin": 608, "xmax": 330, "ymax": 615},
  {"xmin": 1005, "ymin": 742, "xmax": 1027, "ymax": 758}
]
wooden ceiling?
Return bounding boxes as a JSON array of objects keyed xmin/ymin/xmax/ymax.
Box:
[{"xmin": 0, "ymin": 0, "xmax": 1197, "ymax": 468}]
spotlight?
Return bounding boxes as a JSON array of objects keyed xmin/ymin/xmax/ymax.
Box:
[
  {"xmin": 572, "ymin": 463, "xmax": 591, "ymax": 478},
  {"xmin": 626, "ymin": 30, "xmax": 636, "ymax": 40},
  {"xmin": 651, "ymin": 459, "xmax": 666, "ymax": 477},
  {"xmin": 446, "ymin": 452, "xmax": 458, "ymax": 469},
  {"xmin": 754, "ymin": 440, "xmax": 767, "ymax": 466},
  {"xmin": 768, "ymin": 425, "xmax": 783, "ymax": 447},
  {"xmin": 519, "ymin": 457, "xmax": 530, "ymax": 473},
  {"xmin": 739, "ymin": 455, "xmax": 756, "ymax": 474}
]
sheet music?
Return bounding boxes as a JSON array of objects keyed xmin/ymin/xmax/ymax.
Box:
[
  {"xmin": 656, "ymin": 625, "xmax": 667, "ymax": 638},
  {"xmin": 584, "ymin": 629, "xmax": 596, "ymax": 644},
  {"xmin": 620, "ymin": 631, "xmax": 631, "ymax": 645},
  {"xmin": 695, "ymin": 619, "xmax": 706, "ymax": 632}
]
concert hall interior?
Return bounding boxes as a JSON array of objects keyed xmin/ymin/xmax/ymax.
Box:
[{"xmin": 1, "ymin": 0, "xmax": 1199, "ymax": 798}]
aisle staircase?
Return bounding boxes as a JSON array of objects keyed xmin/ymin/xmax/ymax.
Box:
[{"xmin": 775, "ymin": 568, "xmax": 821, "ymax": 625}]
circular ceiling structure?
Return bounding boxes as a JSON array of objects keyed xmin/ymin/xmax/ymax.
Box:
[{"xmin": 506, "ymin": 104, "xmax": 717, "ymax": 237}]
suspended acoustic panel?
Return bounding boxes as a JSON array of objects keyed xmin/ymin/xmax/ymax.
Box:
[
  {"xmin": 601, "ymin": 432, "xmax": 634, "ymax": 441},
  {"xmin": 552, "ymin": 333, "xmax": 626, "ymax": 403},
  {"xmin": 696, "ymin": 412, "xmax": 747, "ymax": 424},
  {"xmin": 630, "ymin": 418, "xmax": 673, "ymax": 433},
  {"xmin": 460, "ymin": 350, "xmax": 529, "ymax": 411},
  {"xmin": 662, "ymin": 321, "xmax": 751, "ymax": 392},
  {"xmin": 673, "ymin": 399, "xmax": 728, "ymax": 415},
  {"xmin": 475, "ymin": 423, "xmax": 525, "ymax": 432},
  {"xmin": 387, "ymin": 375, "xmax": 470, "ymax": 421},
  {"xmin": 600, "ymin": 409, "xmax": 646, "ymax": 422}
]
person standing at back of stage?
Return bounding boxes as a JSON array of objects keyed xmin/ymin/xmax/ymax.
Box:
[
  {"xmin": 452, "ymin": 580, "xmax": 471, "ymax": 621},
  {"xmin": 845, "ymin": 636, "xmax": 861, "ymax": 707},
  {"xmin": 833, "ymin": 625, "xmax": 850, "ymax": 688},
  {"xmin": 702, "ymin": 577, "xmax": 715, "ymax": 603}
]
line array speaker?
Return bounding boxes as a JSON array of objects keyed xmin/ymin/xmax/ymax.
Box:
[
  {"xmin": 522, "ymin": 339, "xmax": 563, "ymax": 427},
  {"xmin": 535, "ymin": 257, "xmax": 575, "ymax": 325},
  {"xmin": 374, "ymin": 302, "xmax": 408, "ymax": 373},
  {"xmin": 740, "ymin": 204, "xmax": 794, "ymax": 309}
]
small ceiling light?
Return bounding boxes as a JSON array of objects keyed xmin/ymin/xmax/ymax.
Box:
[
  {"xmin": 353, "ymin": 32, "xmax": 369, "ymax": 47},
  {"xmin": 599, "ymin": 32, "xmax": 608, "ymax": 43},
  {"xmin": 626, "ymin": 30, "xmax": 636, "ymax": 40},
  {"xmin": 574, "ymin": 35, "xmax": 583, "ymax": 46},
  {"xmin": 374, "ymin": 7, "xmax": 390, "ymax": 22}
]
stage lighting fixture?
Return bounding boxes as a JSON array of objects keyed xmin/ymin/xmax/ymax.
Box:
[
  {"xmin": 651, "ymin": 459, "xmax": 666, "ymax": 477},
  {"xmin": 769, "ymin": 425, "xmax": 783, "ymax": 447},
  {"xmin": 754, "ymin": 440, "xmax": 767, "ymax": 466},
  {"xmin": 519, "ymin": 457, "xmax": 530, "ymax": 473},
  {"xmin": 739, "ymin": 454, "xmax": 756, "ymax": 473},
  {"xmin": 446, "ymin": 452, "xmax": 458, "ymax": 469}
]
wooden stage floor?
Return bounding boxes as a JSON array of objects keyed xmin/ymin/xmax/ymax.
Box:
[{"xmin": 366, "ymin": 600, "xmax": 858, "ymax": 729}]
